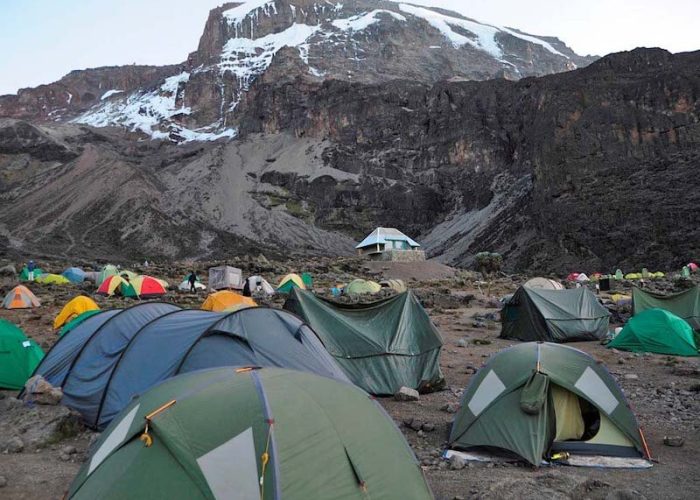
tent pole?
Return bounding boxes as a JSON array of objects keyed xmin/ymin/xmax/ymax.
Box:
[{"xmin": 638, "ymin": 426, "xmax": 653, "ymax": 461}]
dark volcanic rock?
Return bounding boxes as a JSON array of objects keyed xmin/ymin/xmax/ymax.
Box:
[
  {"xmin": 238, "ymin": 48, "xmax": 700, "ymax": 271},
  {"xmin": 0, "ymin": 65, "xmax": 180, "ymax": 122}
]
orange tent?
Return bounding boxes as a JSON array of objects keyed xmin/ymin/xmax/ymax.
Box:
[
  {"xmin": 2, "ymin": 285, "xmax": 41, "ymax": 309},
  {"xmin": 201, "ymin": 291, "xmax": 257, "ymax": 312}
]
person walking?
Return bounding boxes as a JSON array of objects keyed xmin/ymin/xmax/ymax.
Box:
[
  {"xmin": 188, "ymin": 271, "xmax": 198, "ymax": 293},
  {"xmin": 27, "ymin": 260, "xmax": 36, "ymax": 281}
]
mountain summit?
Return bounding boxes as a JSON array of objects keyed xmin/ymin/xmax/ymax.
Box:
[{"xmin": 0, "ymin": 0, "xmax": 594, "ymax": 142}]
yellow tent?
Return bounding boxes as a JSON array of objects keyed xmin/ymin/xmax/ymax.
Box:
[
  {"xmin": 201, "ymin": 291, "xmax": 257, "ymax": 312},
  {"xmin": 36, "ymin": 273, "xmax": 71, "ymax": 285},
  {"xmin": 610, "ymin": 294, "xmax": 631, "ymax": 304},
  {"xmin": 53, "ymin": 296, "xmax": 100, "ymax": 330}
]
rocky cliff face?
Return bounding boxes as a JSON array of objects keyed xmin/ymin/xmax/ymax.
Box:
[
  {"xmin": 0, "ymin": 49, "xmax": 697, "ymax": 271},
  {"xmin": 235, "ymin": 47, "xmax": 700, "ymax": 270},
  {"xmin": 0, "ymin": 2, "xmax": 696, "ymax": 272},
  {"xmin": 0, "ymin": 65, "xmax": 181, "ymax": 122},
  {"xmin": 0, "ymin": 0, "xmax": 595, "ymax": 142}
]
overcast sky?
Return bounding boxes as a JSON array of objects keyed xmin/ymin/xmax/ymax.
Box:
[{"xmin": 1, "ymin": 0, "xmax": 698, "ymax": 95}]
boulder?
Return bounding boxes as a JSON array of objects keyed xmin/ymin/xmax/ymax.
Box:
[
  {"xmin": 23, "ymin": 375, "xmax": 63, "ymax": 405},
  {"xmin": 394, "ymin": 386, "xmax": 420, "ymax": 401}
]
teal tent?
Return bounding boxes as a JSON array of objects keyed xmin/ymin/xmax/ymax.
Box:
[
  {"xmin": 20, "ymin": 266, "xmax": 44, "ymax": 281},
  {"xmin": 609, "ymin": 309, "xmax": 698, "ymax": 356},
  {"xmin": 284, "ymin": 288, "xmax": 444, "ymax": 394},
  {"xmin": 0, "ymin": 319, "xmax": 44, "ymax": 389}
]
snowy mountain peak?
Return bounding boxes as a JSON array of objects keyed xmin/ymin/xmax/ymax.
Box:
[{"xmin": 64, "ymin": 0, "xmax": 595, "ymax": 142}]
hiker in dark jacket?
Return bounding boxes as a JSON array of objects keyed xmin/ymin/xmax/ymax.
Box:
[{"xmin": 188, "ymin": 271, "xmax": 198, "ymax": 293}]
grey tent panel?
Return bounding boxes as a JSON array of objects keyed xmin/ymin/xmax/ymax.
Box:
[
  {"xmin": 20, "ymin": 310, "xmax": 121, "ymax": 394},
  {"xmin": 29, "ymin": 302, "xmax": 348, "ymax": 430},
  {"xmin": 80, "ymin": 307, "xmax": 347, "ymax": 430},
  {"xmin": 501, "ymin": 287, "xmax": 610, "ymax": 342},
  {"xmin": 59, "ymin": 303, "xmax": 181, "ymax": 425}
]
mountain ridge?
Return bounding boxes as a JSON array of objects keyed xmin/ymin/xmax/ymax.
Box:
[
  {"xmin": 0, "ymin": 2, "xmax": 697, "ymax": 272},
  {"xmin": 0, "ymin": 0, "xmax": 596, "ymax": 142}
]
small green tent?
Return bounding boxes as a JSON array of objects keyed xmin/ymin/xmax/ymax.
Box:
[
  {"xmin": 632, "ymin": 287, "xmax": 700, "ymax": 331},
  {"xmin": 97, "ymin": 265, "xmax": 119, "ymax": 286},
  {"xmin": 284, "ymin": 288, "xmax": 444, "ymax": 394},
  {"xmin": 345, "ymin": 279, "xmax": 382, "ymax": 295},
  {"xmin": 609, "ymin": 309, "xmax": 698, "ymax": 356},
  {"xmin": 449, "ymin": 343, "xmax": 647, "ymax": 466},
  {"xmin": 301, "ymin": 272, "xmax": 313, "ymax": 288},
  {"xmin": 68, "ymin": 367, "xmax": 433, "ymax": 500},
  {"xmin": 59, "ymin": 310, "xmax": 103, "ymax": 337},
  {"xmin": 19, "ymin": 266, "xmax": 44, "ymax": 281},
  {"xmin": 0, "ymin": 319, "xmax": 44, "ymax": 390},
  {"xmin": 500, "ymin": 287, "xmax": 610, "ymax": 342}
]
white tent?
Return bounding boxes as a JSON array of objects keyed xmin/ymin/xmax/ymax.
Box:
[
  {"xmin": 178, "ymin": 279, "xmax": 206, "ymax": 291},
  {"xmin": 208, "ymin": 266, "xmax": 243, "ymax": 291},
  {"xmin": 524, "ymin": 277, "xmax": 564, "ymax": 290},
  {"xmin": 575, "ymin": 273, "xmax": 590, "ymax": 283},
  {"xmin": 245, "ymin": 276, "xmax": 275, "ymax": 296}
]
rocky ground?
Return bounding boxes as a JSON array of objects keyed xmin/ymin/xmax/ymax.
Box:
[{"xmin": 0, "ymin": 257, "xmax": 698, "ymax": 499}]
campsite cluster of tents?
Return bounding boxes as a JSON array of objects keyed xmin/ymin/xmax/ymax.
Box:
[
  {"xmin": 6, "ymin": 285, "xmax": 443, "ymax": 498},
  {"xmin": 566, "ymin": 262, "xmax": 698, "ymax": 283},
  {"xmin": 3, "ymin": 259, "xmax": 699, "ymax": 496}
]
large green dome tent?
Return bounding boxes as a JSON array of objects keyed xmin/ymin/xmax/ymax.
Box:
[
  {"xmin": 67, "ymin": 368, "xmax": 433, "ymax": 500},
  {"xmin": 500, "ymin": 287, "xmax": 610, "ymax": 342},
  {"xmin": 0, "ymin": 319, "xmax": 44, "ymax": 390},
  {"xmin": 23, "ymin": 303, "xmax": 348, "ymax": 429},
  {"xmin": 284, "ymin": 288, "xmax": 444, "ymax": 394},
  {"xmin": 449, "ymin": 343, "xmax": 648, "ymax": 466},
  {"xmin": 608, "ymin": 308, "xmax": 698, "ymax": 356}
]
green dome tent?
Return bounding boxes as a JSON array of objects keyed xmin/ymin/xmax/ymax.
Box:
[
  {"xmin": 19, "ymin": 266, "xmax": 43, "ymax": 281},
  {"xmin": 608, "ymin": 309, "xmax": 698, "ymax": 356},
  {"xmin": 97, "ymin": 265, "xmax": 119, "ymax": 286},
  {"xmin": 449, "ymin": 343, "xmax": 648, "ymax": 466},
  {"xmin": 68, "ymin": 368, "xmax": 433, "ymax": 500},
  {"xmin": 0, "ymin": 319, "xmax": 44, "ymax": 390},
  {"xmin": 345, "ymin": 279, "xmax": 382, "ymax": 295},
  {"xmin": 500, "ymin": 287, "xmax": 610, "ymax": 342},
  {"xmin": 284, "ymin": 288, "xmax": 444, "ymax": 394}
]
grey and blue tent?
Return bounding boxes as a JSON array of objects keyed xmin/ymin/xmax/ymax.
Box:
[{"xmin": 24, "ymin": 303, "xmax": 347, "ymax": 429}]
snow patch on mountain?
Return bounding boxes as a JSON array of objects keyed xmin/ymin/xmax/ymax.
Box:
[
  {"xmin": 398, "ymin": 3, "xmax": 569, "ymax": 60},
  {"xmin": 499, "ymin": 27, "xmax": 567, "ymax": 58},
  {"xmin": 100, "ymin": 89, "xmax": 124, "ymax": 100},
  {"xmin": 331, "ymin": 9, "xmax": 406, "ymax": 31},
  {"xmin": 74, "ymin": 72, "xmax": 235, "ymax": 142},
  {"xmin": 223, "ymin": 0, "xmax": 279, "ymax": 26},
  {"xmin": 220, "ymin": 23, "xmax": 320, "ymax": 86}
]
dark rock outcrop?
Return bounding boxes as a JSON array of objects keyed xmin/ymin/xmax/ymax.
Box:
[{"xmin": 237, "ymin": 48, "xmax": 700, "ymax": 271}]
